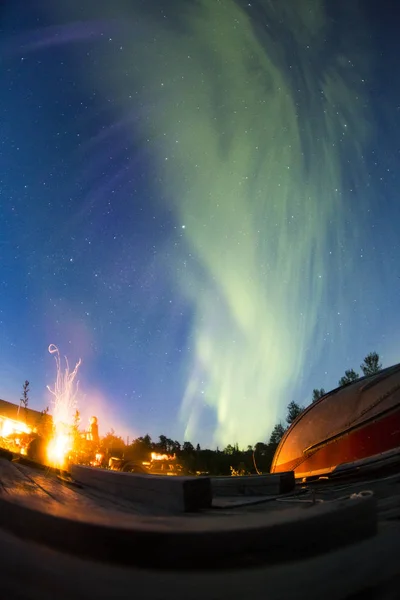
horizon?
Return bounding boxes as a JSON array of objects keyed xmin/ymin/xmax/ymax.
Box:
[
  {"xmin": 1, "ymin": 0, "xmax": 399, "ymax": 449},
  {"xmin": 0, "ymin": 349, "xmax": 393, "ymax": 450}
]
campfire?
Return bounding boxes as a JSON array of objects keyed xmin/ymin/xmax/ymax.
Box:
[
  {"xmin": 151, "ymin": 452, "xmax": 176, "ymax": 461},
  {"xmin": 46, "ymin": 344, "xmax": 82, "ymax": 469},
  {"xmin": 142, "ymin": 452, "xmax": 184, "ymax": 475},
  {"xmin": 0, "ymin": 347, "xmax": 185, "ymax": 477}
]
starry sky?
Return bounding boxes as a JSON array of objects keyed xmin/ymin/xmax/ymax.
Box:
[{"xmin": 0, "ymin": 0, "xmax": 399, "ymax": 447}]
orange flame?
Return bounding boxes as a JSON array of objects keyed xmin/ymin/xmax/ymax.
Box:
[
  {"xmin": 0, "ymin": 417, "xmax": 32, "ymax": 456},
  {"xmin": 90, "ymin": 452, "xmax": 103, "ymax": 467},
  {"xmin": 47, "ymin": 426, "xmax": 73, "ymax": 468},
  {"xmin": 46, "ymin": 345, "xmax": 82, "ymax": 469},
  {"xmin": 151, "ymin": 452, "xmax": 176, "ymax": 461},
  {"xmin": 0, "ymin": 417, "xmax": 31, "ymax": 438}
]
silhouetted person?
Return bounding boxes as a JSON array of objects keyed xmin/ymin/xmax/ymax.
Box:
[{"xmin": 87, "ymin": 416, "xmax": 99, "ymax": 445}]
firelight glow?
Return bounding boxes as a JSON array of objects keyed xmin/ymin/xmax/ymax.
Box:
[
  {"xmin": 151, "ymin": 452, "xmax": 176, "ymax": 462},
  {"xmin": 46, "ymin": 344, "xmax": 82, "ymax": 468}
]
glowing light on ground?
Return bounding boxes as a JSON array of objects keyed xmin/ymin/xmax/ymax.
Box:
[
  {"xmin": 46, "ymin": 344, "xmax": 82, "ymax": 468},
  {"xmin": 151, "ymin": 452, "xmax": 176, "ymax": 461}
]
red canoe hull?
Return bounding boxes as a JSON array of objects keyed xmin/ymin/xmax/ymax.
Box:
[
  {"xmin": 273, "ymin": 406, "xmax": 400, "ymax": 478},
  {"xmin": 271, "ymin": 363, "xmax": 400, "ymax": 478}
]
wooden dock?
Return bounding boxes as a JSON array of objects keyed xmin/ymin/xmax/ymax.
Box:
[
  {"xmin": 211, "ymin": 471, "xmax": 295, "ymax": 496},
  {"xmin": 0, "ymin": 455, "xmax": 399, "ymax": 599},
  {"xmin": 70, "ymin": 463, "xmax": 213, "ymax": 512}
]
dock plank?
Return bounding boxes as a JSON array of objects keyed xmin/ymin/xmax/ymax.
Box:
[
  {"xmin": 211, "ymin": 472, "xmax": 295, "ymax": 497},
  {"xmin": 0, "ymin": 522, "xmax": 399, "ymax": 600},
  {"xmin": 71, "ymin": 464, "xmax": 212, "ymax": 512},
  {"xmin": 0, "ymin": 456, "xmax": 399, "ymax": 598},
  {"xmin": 0, "ymin": 481, "xmax": 378, "ymax": 569},
  {"xmin": 15, "ymin": 462, "xmax": 174, "ymax": 516},
  {"xmin": 0, "ymin": 459, "xmax": 53, "ymax": 504},
  {"xmin": 15, "ymin": 463, "xmax": 104, "ymax": 509}
]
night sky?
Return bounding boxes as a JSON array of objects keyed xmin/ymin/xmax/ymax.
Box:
[{"xmin": 1, "ymin": 1, "xmax": 399, "ymax": 447}]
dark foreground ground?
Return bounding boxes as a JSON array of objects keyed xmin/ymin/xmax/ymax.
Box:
[{"xmin": 0, "ymin": 455, "xmax": 399, "ymax": 600}]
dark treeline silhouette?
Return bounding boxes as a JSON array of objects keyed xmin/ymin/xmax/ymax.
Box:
[
  {"xmin": 101, "ymin": 430, "xmax": 277, "ymax": 476},
  {"xmin": 101, "ymin": 351, "xmax": 383, "ymax": 476},
  {"xmin": 313, "ymin": 352, "xmax": 382, "ymax": 398},
  {"xmin": 101, "ymin": 399, "xmax": 304, "ymax": 476},
  {"xmin": 337, "ymin": 351, "xmax": 382, "ymax": 387}
]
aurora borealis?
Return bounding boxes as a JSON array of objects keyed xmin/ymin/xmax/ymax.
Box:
[{"xmin": 1, "ymin": 1, "xmax": 399, "ymax": 447}]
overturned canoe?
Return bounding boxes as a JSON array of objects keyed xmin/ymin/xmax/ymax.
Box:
[{"xmin": 271, "ymin": 363, "xmax": 400, "ymax": 478}]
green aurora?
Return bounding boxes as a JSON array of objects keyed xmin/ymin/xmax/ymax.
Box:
[
  {"xmin": 49, "ymin": 0, "xmax": 371, "ymax": 446},
  {"xmin": 124, "ymin": 1, "xmax": 370, "ymax": 446}
]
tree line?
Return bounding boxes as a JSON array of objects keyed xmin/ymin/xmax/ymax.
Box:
[
  {"xmin": 101, "ymin": 394, "xmax": 315, "ymax": 476},
  {"xmin": 100, "ymin": 430, "xmax": 279, "ymax": 476},
  {"xmin": 16, "ymin": 351, "xmax": 383, "ymax": 475},
  {"xmin": 311, "ymin": 351, "xmax": 382, "ymax": 402},
  {"xmin": 100, "ymin": 351, "xmax": 384, "ymax": 475}
]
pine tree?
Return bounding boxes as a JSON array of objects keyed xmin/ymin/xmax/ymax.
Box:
[
  {"xmin": 338, "ymin": 369, "xmax": 359, "ymax": 387},
  {"xmin": 20, "ymin": 380, "xmax": 30, "ymax": 422},
  {"xmin": 312, "ymin": 388, "xmax": 326, "ymax": 403},
  {"xmin": 286, "ymin": 400, "xmax": 304, "ymax": 425},
  {"xmin": 360, "ymin": 352, "xmax": 382, "ymax": 377},
  {"xmin": 269, "ymin": 423, "xmax": 286, "ymax": 446},
  {"xmin": 20, "ymin": 380, "xmax": 29, "ymax": 409}
]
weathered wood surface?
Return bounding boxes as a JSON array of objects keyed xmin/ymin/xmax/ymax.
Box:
[
  {"xmin": 211, "ymin": 488, "xmax": 309, "ymax": 509},
  {"xmin": 0, "ymin": 518, "xmax": 399, "ymax": 600},
  {"xmin": 16, "ymin": 462, "xmax": 157, "ymax": 515},
  {"xmin": 211, "ymin": 471, "xmax": 295, "ymax": 497},
  {"xmin": 0, "ymin": 447, "xmax": 13, "ymax": 461},
  {"xmin": 0, "ymin": 458, "xmax": 399, "ymax": 597},
  {"xmin": 0, "ymin": 458, "xmax": 54, "ymax": 503},
  {"xmin": 71, "ymin": 464, "xmax": 212, "ymax": 512},
  {"xmin": 0, "ymin": 460, "xmax": 178, "ymax": 516},
  {"xmin": 0, "ymin": 460, "xmax": 378, "ymax": 569},
  {"xmin": 0, "ymin": 486, "xmax": 377, "ymax": 569}
]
